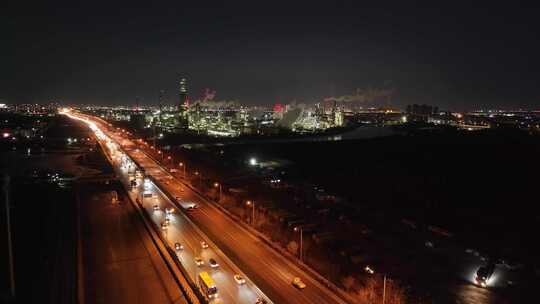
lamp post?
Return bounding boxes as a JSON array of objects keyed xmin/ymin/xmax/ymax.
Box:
[
  {"xmin": 383, "ymin": 275, "xmax": 387, "ymax": 304},
  {"xmin": 294, "ymin": 226, "xmax": 303, "ymax": 262},
  {"xmin": 179, "ymin": 162, "xmax": 186, "ymax": 178},
  {"xmin": 364, "ymin": 266, "xmax": 387, "ymax": 304},
  {"xmin": 246, "ymin": 200, "xmax": 255, "ymax": 225},
  {"xmin": 194, "ymin": 171, "xmax": 202, "ymax": 187},
  {"xmin": 214, "ymin": 182, "xmax": 222, "ymax": 202}
]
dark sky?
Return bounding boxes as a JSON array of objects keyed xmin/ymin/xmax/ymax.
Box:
[{"xmin": 2, "ymin": 2, "xmax": 539, "ymax": 110}]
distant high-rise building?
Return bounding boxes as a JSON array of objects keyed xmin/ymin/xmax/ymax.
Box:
[
  {"xmin": 178, "ymin": 76, "xmax": 188, "ymax": 108},
  {"xmin": 334, "ymin": 109, "xmax": 344, "ymax": 127}
]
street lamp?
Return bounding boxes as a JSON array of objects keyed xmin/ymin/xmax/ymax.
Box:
[
  {"xmin": 246, "ymin": 200, "xmax": 255, "ymax": 225},
  {"xmin": 364, "ymin": 265, "xmax": 387, "ymax": 304},
  {"xmin": 214, "ymin": 182, "xmax": 222, "ymax": 202},
  {"xmin": 194, "ymin": 171, "xmax": 202, "ymax": 187},
  {"xmin": 294, "ymin": 226, "xmax": 303, "ymax": 262},
  {"xmin": 179, "ymin": 162, "xmax": 186, "ymax": 178}
]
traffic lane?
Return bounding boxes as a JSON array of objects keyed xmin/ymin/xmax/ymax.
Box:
[
  {"xmin": 153, "ymin": 192, "xmax": 264, "ymax": 304},
  {"xmin": 116, "ymin": 163, "xmax": 244, "ymax": 304},
  {"xmin": 144, "ymin": 188, "xmax": 263, "ymax": 304},
  {"xmin": 114, "ymin": 159, "xmax": 246, "ymax": 303},
  {"xmin": 159, "ymin": 180, "xmax": 336, "ymax": 304},
  {"xmin": 131, "ymin": 171, "xmax": 263, "ymax": 304}
]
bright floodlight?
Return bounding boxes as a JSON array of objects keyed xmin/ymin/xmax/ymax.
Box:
[{"xmin": 249, "ymin": 157, "xmax": 257, "ymax": 166}]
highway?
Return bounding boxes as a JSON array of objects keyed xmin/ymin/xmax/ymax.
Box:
[
  {"xmin": 116, "ymin": 153, "xmax": 266, "ymax": 304},
  {"xmin": 64, "ymin": 111, "xmax": 347, "ymax": 304}
]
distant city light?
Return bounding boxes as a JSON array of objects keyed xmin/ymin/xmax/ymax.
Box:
[
  {"xmin": 2, "ymin": 132, "xmax": 10, "ymax": 138},
  {"xmin": 249, "ymin": 157, "xmax": 257, "ymax": 166}
]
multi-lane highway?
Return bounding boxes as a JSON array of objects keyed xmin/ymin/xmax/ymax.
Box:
[
  {"xmin": 116, "ymin": 151, "xmax": 267, "ymax": 304},
  {"xmin": 64, "ymin": 111, "xmax": 347, "ymax": 304}
]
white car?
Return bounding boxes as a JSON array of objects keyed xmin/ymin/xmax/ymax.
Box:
[
  {"xmin": 186, "ymin": 203, "xmax": 198, "ymax": 211},
  {"xmin": 201, "ymin": 241, "xmax": 209, "ymax": 249},
  {"xmin": 233, "ymin": 274, "xmax": 246, "ymax": 285},
  {"xmin": 209, "ymin": 258, "xmax": 219, "ymax": 268},
  {"xmin": 174, "ymin": 242, "xmax": 183, "ymax": 251},
  {"xmin": 160, "ymin": 223, "xmax": 168, "ymax": 230},
  {"xmin": 195, "ymin": 257, "xmax": 204, "ymax": 266}
]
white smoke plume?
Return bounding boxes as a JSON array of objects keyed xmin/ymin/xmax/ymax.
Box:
[
  {"xmin": 324, "ymin": 87, "xmax": 395, "ymax": 103},
  {"xmin": 191, "ymin": 89, "xmax": 240, "ymax": 108}
]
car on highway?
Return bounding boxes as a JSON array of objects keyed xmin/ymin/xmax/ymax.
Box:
[
  {"xmin": 160, "ymin": 223, "xmax": 168, "ymax": 230},
  {"xmin": 164, "ymin": 218, "xmax": 171, "ymax": 225},
  {"xmin": 175, "ymin": 196, "xmax": 182, "ymax": 203},
  {"xmin": 475, "ymin": 263, "xmax": 495, "ymax": 287},
  {"xmin": 153, "ymin": 205, "xmax": 159, "ymax": 211},
  {"xmin": 255, "ymin": 298, "xmax": 267, "ymax": 304},
  {"xmin": 201, "ymin": 241, "xmax": 209, "ymax": 249},
  {"xmin": 209, "ymin": 258, "xmax": 219, "ymax": 268},
  {"xmin": 195, "ymin": 257, "xmax": 204, "ymax": 266},
  {"xmin": 186, "ymin": 203, "xmax": 198, "ymax": 211},
  {"xmin": 233, "ymin": 274, "xmax": 246, "ymax": 285},
  {"xmin": 165, "ymin": 207, "xmax": 175, "ymax": 214},
  {"xmin": 292, "ymin": 277, "xmax": 306, "ymax": 289},
  {"xmin": 174, "ymin": 242, "xmax": 183, "ymax": 251}
]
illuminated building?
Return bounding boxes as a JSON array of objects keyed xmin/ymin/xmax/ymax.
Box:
[
  {"xmin": 179, "ymin": 76, "xmax": 188, "ymax": 108},
  {"xmin": 176, "ymin": 76, "xmax": 189, "ymax": 130},
  {"xmin": 334, "ymin": 110, "xmax": 344, "ymax": 127}
]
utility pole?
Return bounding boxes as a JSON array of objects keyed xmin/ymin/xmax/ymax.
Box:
[
  {"xmin": 152, "ymin": 124, "xmax": 156, "ymax": 150},
  {"xmin": 382, "ymin": 275, "xmax": 386, "ymax": 304},
  {"xmin": 294, "ymin": 226, "xmax": 303, "ymax": 262},
  {"xmin": 2, "ymin": 174, "xmax": 15, "ymax": 299}
]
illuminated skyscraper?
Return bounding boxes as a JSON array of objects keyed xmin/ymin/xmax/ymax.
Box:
[
  {"xmin": 178, "ymin": 76, "xmax": 188, "ymax": 108},
  {"xmin": 176, "ymin": 75, "xmax": 189, "ymax": 130}
]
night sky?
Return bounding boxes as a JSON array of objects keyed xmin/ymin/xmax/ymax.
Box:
[{"xmin": 2, "ymin": 2, "xmax": 539, "ymax": 110}]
